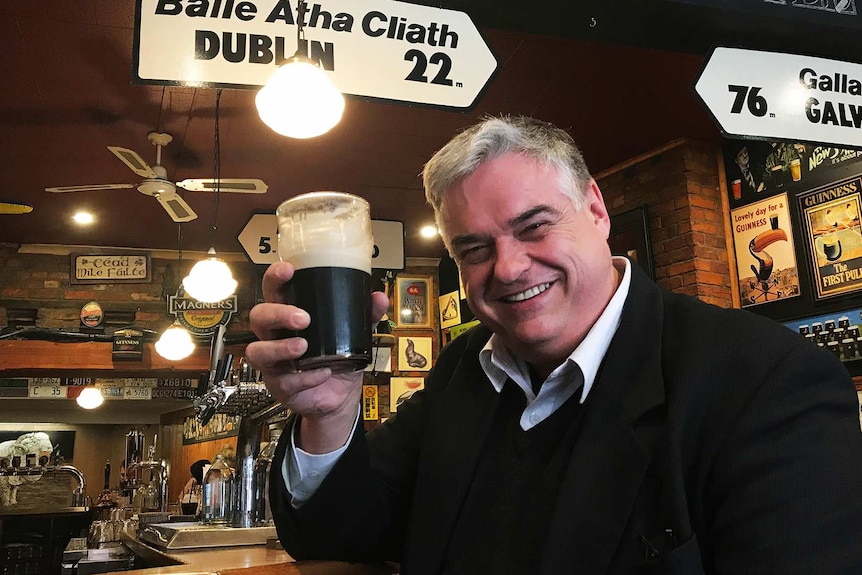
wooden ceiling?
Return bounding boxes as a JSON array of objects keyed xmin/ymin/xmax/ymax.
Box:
[{"xmin": 0, "ymin": 0, "xmax": 852, "ymax": 261}]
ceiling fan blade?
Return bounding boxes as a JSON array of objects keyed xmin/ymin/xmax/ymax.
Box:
[
  {"xmin": 177, "ymin": 178, "xmax": 268, "ymax": 194},
  {"xmin": 46, "ymin": 183, "xmax": 136, "ymax": 193},
  {"xmin": 155, "ymin": 192, "xmax": 198, "ymax": 223},
  {"xmin": 0, "ymin": 201, "xmax": 33, "ymax": 215},
  {"xmin": 108, "ymin": 146, "xmax": 157, "ymax": 178}
]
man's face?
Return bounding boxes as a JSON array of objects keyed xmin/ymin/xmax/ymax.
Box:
[
  {"xmin": 735, "ymin": 147, "xmax": 750, "ymax": 169},
  {"xmin": 439, "ymin": 153, "xmax": 618, "ymax": 371}
]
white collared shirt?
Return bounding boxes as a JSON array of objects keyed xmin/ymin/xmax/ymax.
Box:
[
  {"xmin": 285, "ymin": 257, "xmax": 632, "ymax": 504},
  {"xmin": 478, "ymin": 256, "xmax": 631, "ymax": 430}
]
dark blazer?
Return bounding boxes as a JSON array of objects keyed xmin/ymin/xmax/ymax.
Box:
[{"xmin": 271, "ymin": 263, "xmax": 862, "ymax": 574}]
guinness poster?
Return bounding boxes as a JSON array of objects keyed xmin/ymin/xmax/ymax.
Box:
[
  {"xmin": 731, "ymin": 194, "xmax": 800, "ymax": 306},
  {"xmin": 799, "ymin": 175, "xmax": 862, "ymax": 300}
]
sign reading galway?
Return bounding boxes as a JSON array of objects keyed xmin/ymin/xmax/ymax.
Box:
[
  {"xmin": 134, "ymin": 0, "xmax": 497, "ymax": 109},
  {"xmin": 694, "ymin": 47, "xmax": 862, "ymax": 148}
]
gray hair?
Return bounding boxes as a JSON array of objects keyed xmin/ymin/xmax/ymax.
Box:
[{"xmin": 423, "ymin": 115, "xmax": 593, "ymax": 238}]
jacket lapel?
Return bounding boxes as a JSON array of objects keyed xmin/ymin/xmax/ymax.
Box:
[
  {"xmin": 542, "ymin": 263, "xmax": 668, "ymax": 574},
  {"xmin": 405, "ymin": 327, "xmax": 501, "ymax": 574}
]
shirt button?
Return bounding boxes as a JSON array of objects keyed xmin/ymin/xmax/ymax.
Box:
[
  {"xmin": 529, "ymin": 413, "xmax": 540, "ymax": 424},
  {"xmin": 308, "ymin": 471, "xmax": 320, "ymax": 480}
]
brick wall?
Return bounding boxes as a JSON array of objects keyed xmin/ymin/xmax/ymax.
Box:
[
  {"xmin": 597, "ymin": 139, "xmax": 733, "ymax": 308},
  {"xmin": 0, "ymin": 245, "xmax": 255, "ymax": 332}
]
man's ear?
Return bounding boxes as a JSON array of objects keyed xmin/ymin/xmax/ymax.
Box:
[{"xmin": 585, "ymin": 180, "xmax": 612, "ymax": 239}]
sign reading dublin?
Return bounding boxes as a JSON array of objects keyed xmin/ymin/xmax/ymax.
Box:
[{"xmin": 134, "ymin": 0, "xmax": 497, "ymax": 109}]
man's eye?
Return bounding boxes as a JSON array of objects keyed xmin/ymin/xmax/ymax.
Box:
[
  {"xmin": 459, "ymin": 246, "xmax": 489, "ymax": 263},
  {"xmin": 520, "ymin": 221, "xmax": 548, "ymax": 237}
]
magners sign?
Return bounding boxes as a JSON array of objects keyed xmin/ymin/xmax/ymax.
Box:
[{"xmin": 168, "ymin": 288, "xmax": 237, "ymax": 335}]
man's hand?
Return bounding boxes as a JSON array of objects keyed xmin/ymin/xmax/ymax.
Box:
[{"xmin": 245, "ymin": 261, "xmax": 389, "ymax": 453}]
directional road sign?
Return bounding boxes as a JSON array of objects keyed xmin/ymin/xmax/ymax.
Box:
[
  {"xmin": 238, "ymin": 212, "xmax": 404, "ymax": 269},
  {"xmin": 694, "ymin": 47, "xmax": 862, "ymax": 148},
  {"xmin": 135, "ymin": 0, "xmax": 497, "ymax": 109}
]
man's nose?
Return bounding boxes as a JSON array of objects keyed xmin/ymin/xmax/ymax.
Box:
[{"xmin": 492, "ymin": 240, "xmax": 530, "ymax": 283}]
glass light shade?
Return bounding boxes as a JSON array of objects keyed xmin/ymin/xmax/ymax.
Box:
[
  {"xmin": 76, "ymin": 387, "xmax": 104, "ymax": 409},
  {"xmin": 182, "ymin": 254, "xmax": 237, "ymax": 303},
  {"xmin": 255, "ymin": 56, "xmax": 345, "ymax": 139},
  {"xmin": 155, "ymin": 324, "xmax": 195, "ymax": 361}
]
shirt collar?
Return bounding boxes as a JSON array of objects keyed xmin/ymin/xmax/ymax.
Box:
[{"xmin": 479, "ymin": 256, "xmax": 632, "ymax": 403}]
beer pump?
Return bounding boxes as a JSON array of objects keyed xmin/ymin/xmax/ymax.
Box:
[{"xmin": 193, "ymin": 324, "xmax": 287, "ymax": 528}]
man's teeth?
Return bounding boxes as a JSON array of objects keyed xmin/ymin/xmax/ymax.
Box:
[{"xmin": 504, "ymin": 283, "xmax": 550, "ymax": 302}]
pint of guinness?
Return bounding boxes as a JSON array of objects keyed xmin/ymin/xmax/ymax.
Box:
[{"xmin": 277, "ymin": 192, "xmax": 373, "ymax": 372}]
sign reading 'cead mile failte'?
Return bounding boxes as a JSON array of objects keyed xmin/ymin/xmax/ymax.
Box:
[
  {"xmin": 134, "ymin": 0, "xmax": 497, "ymax": 109},
  {"xmin": 72, "ymin": 253, "xmax": 150, "ymax": 284},
  {"xmin": 694, "ymin": 47, "xmax": 862, "ymax": 148}
]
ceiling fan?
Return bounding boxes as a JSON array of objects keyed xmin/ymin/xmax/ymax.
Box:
[{"xmin": 45, "ymin": 132, "xmax": 267, "ymax": 223}]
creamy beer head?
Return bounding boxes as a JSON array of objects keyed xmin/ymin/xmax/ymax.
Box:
[{"xmin": 277, "ymin": 192, "xmax": 372, "ymax": 274}]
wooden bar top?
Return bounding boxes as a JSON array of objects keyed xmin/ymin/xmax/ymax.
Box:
[{"xmin": 116, "ymin": 535, "xmax": 398, "ymax": 575}]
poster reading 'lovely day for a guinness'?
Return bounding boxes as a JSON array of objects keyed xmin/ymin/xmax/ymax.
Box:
[
  {"xmin": 731, "ymin": 194, "xmax": 800, "ymax": 307},
  {"xmin": 799, "ymin": 176, "xmax": 862, "ymax": 300}
]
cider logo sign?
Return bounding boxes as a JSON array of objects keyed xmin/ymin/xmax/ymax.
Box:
[{"xmin": 168, "ymin": 287, "xmax": 238, "ymax": 335}]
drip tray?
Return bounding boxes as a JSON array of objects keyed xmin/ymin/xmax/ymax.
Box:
[{"xmin": 138, "ymin": 522, "xmax": 277, "ymax": 550}]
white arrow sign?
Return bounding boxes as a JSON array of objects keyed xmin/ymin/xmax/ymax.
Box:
[
  {"xmin": 238, "ymin": 212, "xmax": 405, "ymax": 269},
  {"xmin": 694, "ymin": 47, "xmax": 862, "ymax": 148},
  {"xmin": 135, "ymin": 0, "xmax": 497, "ymax": 109}
]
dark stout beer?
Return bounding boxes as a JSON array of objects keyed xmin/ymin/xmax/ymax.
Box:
[
  {"xmin": 277, "ymin": 192, "xmax": 373, "ymax": 373},
  {"xmin": 280, "ymin": 267, "xmax": 371, "ymax": 371}
]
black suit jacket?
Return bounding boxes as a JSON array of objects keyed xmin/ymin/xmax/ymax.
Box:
[{"xmin": 271, "ymin": 264, "xmax": 862, "ymax": 574}]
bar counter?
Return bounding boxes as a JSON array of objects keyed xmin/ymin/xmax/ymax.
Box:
[{"xmin": 116, "ymin": 533, "xmax": 398, "ymax": 575}]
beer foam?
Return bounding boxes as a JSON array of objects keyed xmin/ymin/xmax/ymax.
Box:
[{"xmin": 277, "ymin": 193, "xmax": 372, "ymax": 274}]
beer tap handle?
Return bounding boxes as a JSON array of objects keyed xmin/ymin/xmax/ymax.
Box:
[
  {"xmin": 219, "ymin": 354, "xmax": 233, "ymax": 383},
  {"xmin": 208, "ymin": 325, "xmax": 227, "ymax": 385},
  {"xmin": 104, "ymin": 460, "xmax": 111, "ymax": 490}
]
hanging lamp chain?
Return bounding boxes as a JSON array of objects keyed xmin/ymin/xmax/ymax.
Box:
[
  {"xmin": 296, "ymin": 0, "xmax": 307, "ymax": 57},
  {"xmin": 209, "ymin": 89, "xmax": 222, "ymax": 250}
]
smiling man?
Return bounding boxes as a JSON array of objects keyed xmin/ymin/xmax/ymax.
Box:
[{"xmin": 247, "ymin": 116, "xmax": 862, "ymax": 574}]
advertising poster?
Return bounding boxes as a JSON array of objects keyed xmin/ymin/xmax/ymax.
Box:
[
  {"xmin": 783, "ymin": 308, "xmax": 862, "ymax": 365},
  {"xmin": 439, "ymin": 289, "xmax": 462, "ymax": 329},
  {"xmin": 798, "ymin": 176, "xmax": 862, "ymax": 300},
  {"xmin": 731, "ymin": 194, "xmax": 800, "ymax": 306},
  {"xmin": 390, "ymin": 377, "xmax": 424, "ymax": 413},
  {"xmin": 398, "ymin": 336, "xmax": 432, "ymax": 372}
]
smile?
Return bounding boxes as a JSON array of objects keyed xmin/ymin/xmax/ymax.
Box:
[{"xmin": 503, "ymin": 282, "xmax": 551, "ymax": 303}]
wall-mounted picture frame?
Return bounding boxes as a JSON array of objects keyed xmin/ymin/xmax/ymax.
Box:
[
  {"xmin": 439, "ymin": 289, "xmax": 461, "ymax": 329},
  {"xmin": 730, "ymin": 193, "xmax": 800, "ymax": 307},
  {"xmin": 798, "ymin": 175, "xmax": 862, "ymax": 301},
  {"xmin": 782, "ymin": 307, "xmax": 862, "ymax": 366},
  {"xmin": 609, "ymin": 206, "xmax": 654, "ymax": 280},
  {"xmin": 398, "ymin": 336, "xmax": 432, "ymax": 372},
  {"xmin": 390, "ymin": 376, "xmax": 424, "ymax": 413},
  {"xmin": 395, "ymin": 275, "xmax": 433, "ymax": 329}
]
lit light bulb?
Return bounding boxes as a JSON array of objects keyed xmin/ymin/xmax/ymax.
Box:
[
  {"xmin": 155, "ymin": 324, "xmax": 195, "ymax": 361},
  {"xmin": 256, "ymin": 56, "xmax": 345, "ymax": 139},
  {"xmin": 182, "ymin": 248, "xmax": 237, "ymax": 303},
  {"xmin": 76, "ymin": 387, "xmax": 104, "ymax": 409}
]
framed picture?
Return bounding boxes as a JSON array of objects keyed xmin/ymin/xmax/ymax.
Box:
[
  {"xmin": 798, "ymin": 175, "xmax": 862, "ymax": 301},
  {"xmin": 439, "ymin": 289, "xmax": 461, "ymax": 329},
  {"xmin": 390, "ymin": 376, "xmax": 424, "ymax": 412},
  {"xmin": 395, "ymin": 275, "xmax": 433, "ymax": 328},
  {"xmin": 730, "ymin": 193, "xmax": 801, "ymax": 307},
  {"xmin": 783, "ymin": 308, "xmax": 862, "ymax": 366},
  {"xmin": 609, "ymin": 206, "xmax": 654, "ymax": 280},
  {"xmin": 398, "ymin": 336, "xmax": 432, "ymax": 372}
]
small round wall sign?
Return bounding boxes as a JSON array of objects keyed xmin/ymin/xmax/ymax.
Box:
[{"xmin": 80, "ymin": 301, "xmax": 104, "ymax": 328}]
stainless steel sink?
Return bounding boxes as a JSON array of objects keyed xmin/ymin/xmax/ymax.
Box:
[{"xmin": 137, "ymin": 521, "xmax": 277, "ymax": 550}]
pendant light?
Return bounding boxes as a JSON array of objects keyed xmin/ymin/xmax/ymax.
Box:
[
  {"xmin": 255, "ymin": 0, "xmax": 344, "ymax": 139},
  {"xmin": 155, "ymin": 321, "xmax": 196, "ymax": 361},
  {"xmin": 182, "ymin": 90, "xmax": 238, "ymax": 303},
  {"xmin": 157, "ymin": 226, "xmax": 196, "ymax": 361},
  {"xmin": 77, "ymin": 387, "xmax": 104, "ymax": 409}
]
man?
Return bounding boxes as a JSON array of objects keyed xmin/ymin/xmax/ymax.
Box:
[{"xmin": 246, "ymin": 116, "xmax": 862, "ymax": 574}]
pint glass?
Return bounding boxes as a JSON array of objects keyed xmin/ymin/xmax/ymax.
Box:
[{"xmin": 276, "ymin": 192, "xmax": 373, "ymax": 372}]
